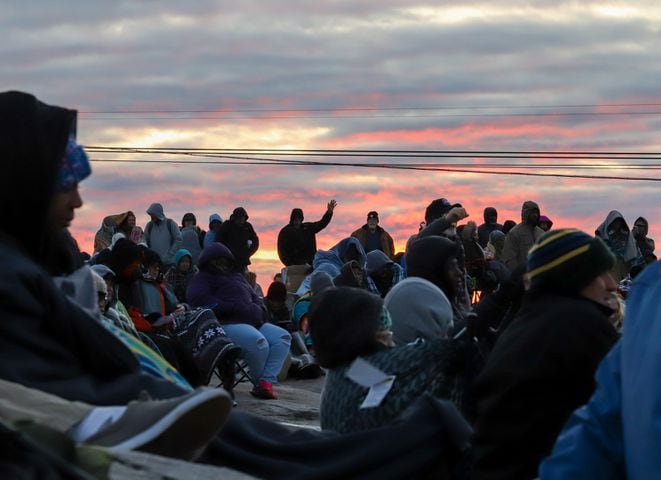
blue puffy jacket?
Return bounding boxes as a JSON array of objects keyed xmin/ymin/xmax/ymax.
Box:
[{"xmin": 540, "ymin": 261, "xmax": 661, "ymax": 479}]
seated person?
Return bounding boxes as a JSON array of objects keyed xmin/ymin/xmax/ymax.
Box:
[
  {"xmin": 187, "ymin": 243, "xmax": 292, "ymax": 400},
  {"xmin": 311, "ymin": 287, "xmax": 475, "ymax": 434},
  {"xmin": 384, "ymin": 276, "xmax": 453, "ymax": 346},
  {"xmin": 164, "ymin": 248, "xmax": 199, "ymax": 303}
]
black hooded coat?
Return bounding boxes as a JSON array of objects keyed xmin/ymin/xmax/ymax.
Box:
[
  {"xmin": 277, "ymin": 208, "xmax": 333, "ymax": 266},
  {"xmin": 0, "ymin": 91, "xmax": 186, "ymax": 404},
  {"xmin": 217, "ymin": 207, "xmax": 259, "ymax": 268}
]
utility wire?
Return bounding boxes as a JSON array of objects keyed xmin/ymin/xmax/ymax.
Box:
[
  {"xmin": 84, "ymin": 146, "xmax": 661, "ymax": 162},
  {"xmin": 79, "ymin": 102, "xmax": 661, "ymax": 114},
  {"xmin": 79, "ymin": 111, "xmax": 661, "ymax": 120},
  {"xmin": 84, "ymin": 146, "xmax": 661, "ymax": 157},
  {"xmin": 89, "ymin": 157, "xmax": 661, "ymax": 182}
]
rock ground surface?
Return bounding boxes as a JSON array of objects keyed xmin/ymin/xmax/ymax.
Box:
[{"xmin": 223, "ymin": 375, "xmax": 325, "ymax": 429}]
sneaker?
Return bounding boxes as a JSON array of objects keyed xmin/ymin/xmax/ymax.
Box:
[
  {"xmin": 84, "ymin": 387, "xmax": 231, "ymax": 460},
  {"xmin": 250, "ymin": 379, "xmax": 277, "ymax": 400}
]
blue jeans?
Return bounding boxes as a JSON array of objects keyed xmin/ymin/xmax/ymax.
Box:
[{"xmin": 222, "ymin": 323, "xmax": 291, "ymax": 383}]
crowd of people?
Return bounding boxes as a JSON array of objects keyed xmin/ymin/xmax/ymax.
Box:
[{"xmin": 1, "ymin": 90, "xmax": 660, "ymax": 479}]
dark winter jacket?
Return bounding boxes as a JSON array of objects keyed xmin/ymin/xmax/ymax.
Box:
[
  {"xmin": 216, "ymin": 209, "xmax": 259, "ymax": 268},
  {"xmin": 477, "ymin": 207, "xmax": 504, "ymax": 248},
  {"xmin": 186, "ymin": 243, "xmax": 266, "ymax": 328},
  {"xmin": 277, "ymin": 209, "xmax": 333, "ymax": 266},
  {"xmin": 0, "ymin": 91, "xmax": 186, "ymax": 404},
  {"xmin": 472, "ymin": 291, "xmax": 619, "ymax": 480}
]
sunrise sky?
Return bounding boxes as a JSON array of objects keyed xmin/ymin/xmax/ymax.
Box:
[{"xmin": 4, "ymin": 1, "xmax": 659, "ymax": 283}]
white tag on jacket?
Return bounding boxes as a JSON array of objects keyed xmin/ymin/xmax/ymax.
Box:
[{"xmin": 346, "ymin": 357, "xmax": 396, "ymax": 409}]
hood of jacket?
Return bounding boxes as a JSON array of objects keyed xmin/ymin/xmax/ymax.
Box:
[
  {"xmin": 0, "ymin": 91, "xmax": 77, "ymax": 262},
  {"xmin": 230, "ymin": 207, "xmax": 249, "ymax": 222},
  {"xmin": 596, "ymin": 210, "xmax": 629, "ymax": 237},
  {"xmin": 384, "ymin": 276, "xmax": 453, "ymax": 345},
  {"xmin": 146, "ymin": 203, "xmax": 165, "ymax": 222},
  {"xmin": 198, "ymin": 242, "xmax": 235, "ymax": 268},
  {"xmin": 290, "ymin": 208, "xmax": 304, "ymax": 224},
  {"xmin": 521, "ymin": 201, "xmax": 540, "ymax": 223},
  {"xmin": 406, "ymin": 235, "xmax": 462, "ymax": 298},
  {"xmin": 483, "ymin": 207, "xmax": 498, "ymax": 223}
]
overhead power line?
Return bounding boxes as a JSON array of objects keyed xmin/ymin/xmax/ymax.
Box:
[
  {"xmin": 79, "ymin": 102, "xmax": 661, "ymax": 114},
  {"xmin": 88, "ymin": 149, "xmax": 661, "ymax": 182},
  {"xmin": 77, "ymin": 102, "xmax": 661, "ymax": 121}
]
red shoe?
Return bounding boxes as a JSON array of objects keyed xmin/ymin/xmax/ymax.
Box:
[{"xmin": 250, "ymin": 380, "xmax": 277, "ymax": 400}]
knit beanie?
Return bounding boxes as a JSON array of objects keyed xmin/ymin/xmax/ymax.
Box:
[{"xmin": 526, "ymin": 228, "xmax": 615, "ymax": 294}]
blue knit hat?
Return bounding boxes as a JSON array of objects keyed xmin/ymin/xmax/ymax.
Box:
[
  {"xmin": 526, "ymin": 228, "xmax": 615, "ymax": 293},
  {"xmin": 57, "ymin": 134, "xmax": 91, "ymax": 191}
]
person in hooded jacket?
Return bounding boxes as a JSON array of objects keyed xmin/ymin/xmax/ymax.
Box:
[
  {"xmin": 477, "ymin": 207, "xmax": 504, "ymax": 248},
  {"xmin": 501, "ymin": 200, "xmax": 545, "ymax": 270},
  {"xmin": 144, "ymin": 202, "xmax": 182, "ymax": 267},
  {"xmin": 538, "ymin": 215, "xmax": 553, "ymax": 232},
  {"xmin": 277, "ymin": 200, "xmax": 337, "ymax": 266},
  {"xmin": 595, "ymin": 210, "xmax": 641, "ymax": 282},
  {"xmin": 0, "ymin": 91, "xmax": 189, "ymax": 404},
  {"xmin": 164, "ymin": 248, "xmax": 199, "ymax": 303},
  {"xmin": 632, "ymin": 216, "xmax": 655, "ymax": 264},
  {"xmin": 406, "ymin": 236, "xmax": 467, "ymax": 332},
  {"xmin": 384, "ymin": 276, "xmax": 453, "ymax": 346},
  {"xmin": 472, "ymin": 229, "xmax": 620, "ymax": 480},
  {"xmin": 312, "ymin": 287, "xmax": 473, "ymax": 433},
  {"xmin": 216, "ymin": 207, "xmax": 259, "ymax": 270},
  {"xmin": 186, "ymin": 243, "xmax": 291, "ymax": 399},
  {"xmin": 203, "ymin": 213, "xmax": 222, "ymax": 249},
  {"xmin": 365, "ymin": 249, "xmax": 405, "ymax": 298},
  {"xmin": 180, "ymin": 212, "xmax": 204, "ymax": 265}
]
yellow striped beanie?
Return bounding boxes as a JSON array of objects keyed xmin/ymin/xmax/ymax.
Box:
[{"xmin": 527, "ymin": 229, "xmax": 615, "ymax": 293}]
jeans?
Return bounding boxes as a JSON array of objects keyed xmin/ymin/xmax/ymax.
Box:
[{"xmin": 222, "ymin": 323, "xmax": 291, "ymax": 383}]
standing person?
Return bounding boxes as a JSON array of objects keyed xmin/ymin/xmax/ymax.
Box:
[
  {"xmin": 144, "ymin": 203, "xmax": 182, "ymax": 268},
  {"xmin": 277, "ymin": 200, "xmax": 337, "ymax": 266},
  {"xmin": 351, "ymin": 211, "xmax": 395, "ymax": 259},
  {"xmin": 180, "ymin": 212, "xmax": 204, "ymax": 265},
  {"xmin": 94, "ymin": 211, "xmax": 145, "ymax": 253},
  {"xmin": 595, "ymin": 210, "xmax": 641, "ymax": 282},
  {"xmin": 477, "ymin": 207, "xmax": 503, "ymax": 248},
  {"xmin": 632, "ymin": 216, "xmax": 655, "ymax": 262},
  {"xmin": 501, "ymin": 200, "xmax": 544, "ymax": 270},
  {"xmin": 472, "ymin": 229, "xmax": 620, "ymax": 480},
  {"xmin": 203, "ymin": 213, "xmax": 223, "ymax": 249},
  {"xmin": 216, "ymin": 207, "xmax": 259, "ymax": 270}
]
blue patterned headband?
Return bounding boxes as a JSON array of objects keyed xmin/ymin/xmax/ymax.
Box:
[{"xmin": 57, "ymin": 135, "xmax": 91, "ymax": 191}]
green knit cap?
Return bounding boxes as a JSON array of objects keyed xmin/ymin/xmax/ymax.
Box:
[{"xmin": 526, "ymin": 228, "xmax": 615, "ymax": 294}]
